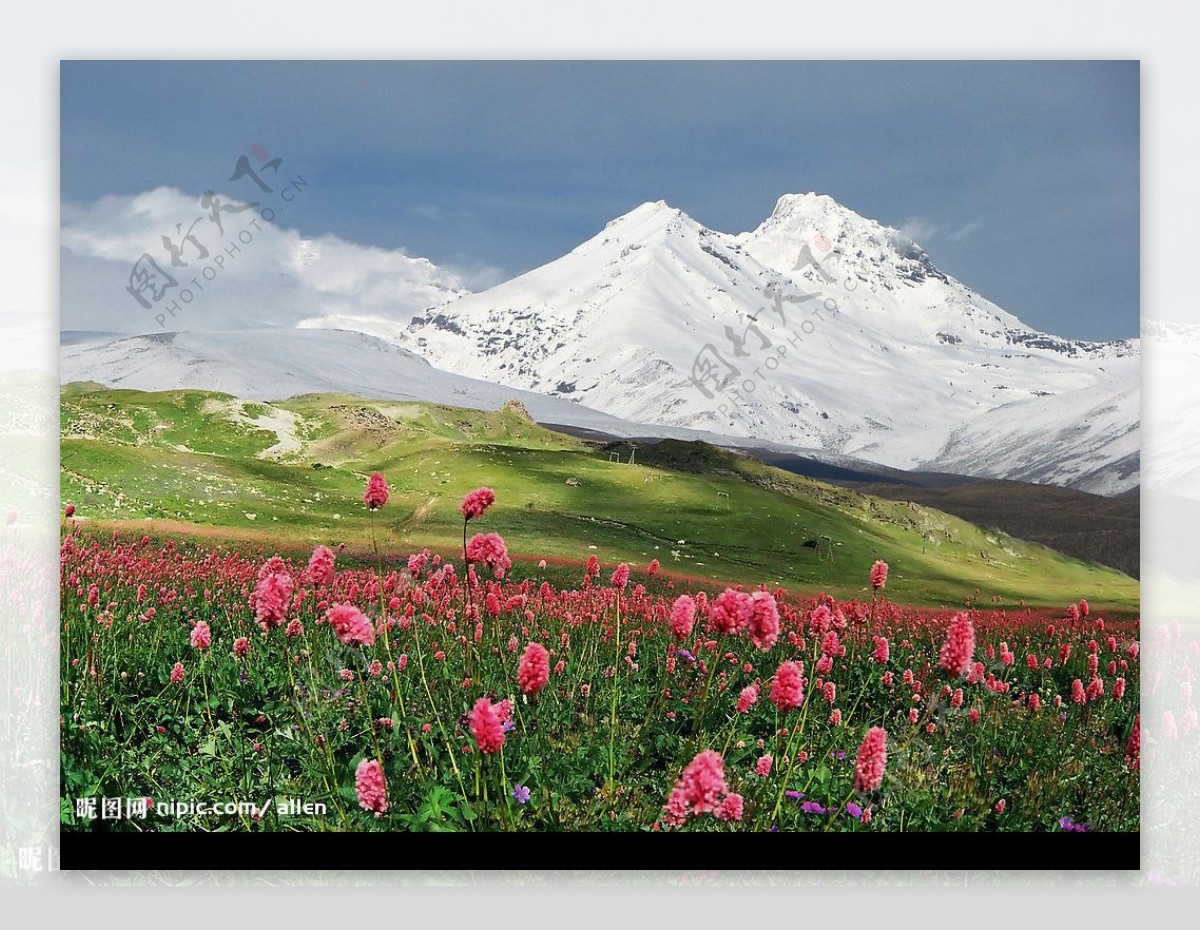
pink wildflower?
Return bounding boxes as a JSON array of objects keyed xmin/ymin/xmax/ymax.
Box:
[
  {"xmin": 672, "ymin": 749, "xmax": 728, "ymax": 816},
  {"xmin": 870, "ymin": 560, "xmax": 888, "ymax": 590},
  {"xmin": 736, "ymin": 684, "xmax": 759, "ymax": 713},
  {"xmin": 465, "ymin": 532, "xmax": 512, "ymax": 580},
  {"xmin": 853, "ymin": 726, "xmax": 888, "ymax": 793},
  {"xmin": 460, "ymin": 487, "xmax": 496, "ymax": 521},
  {"xmin": 363, "ymin": 472, "xmax": 390, "ymax": 510},
  {"xmin": 611, "ymin": 563, "xmax": 630, "ymax": 590},
  {"xmin": 468, "ymin": 697, "xmax": 505, "ymax": 754},
  {"xmin": 755, "ymin": 755, "xmax": 773, "ymax": 777},
  {"xmin": 669, "ymin": 594, "xmax": 696, "ymax": 640},
  {"xmin": 711, "ymin": 588, "xmax": 754, "ymax": 635},
  {"xmin": 747, "ymin": 591, "xmax": 780, "ymax": 651},
  {"xmin": 189, "ymin": 621, "xmax": 211, "ymax": 650},
  {"xmin": 1126, "ymin": 715, "xmax": 1140, "ymax": 763},
  {"xmin": 938, "ymin": 612, "xmax": 976, "ymax": 678},
  {"xmin": 169, "ymin": 661, "xmax": 184, "ymax": 685},
  {"xmin": 517, "ymin": 642, "xmax": 550, "ymax": 695},
  {"xmin": 355, "ymin": 758, "xmax": 388, "ymax": 816},
  {"xmin": 327, "ymin": 603, "xmax": 376, "ymax": 647},
  {"xmin": 715, "ymin": 792, "xmax": 744, "ymax": 822},
  {"xmin": 770, "ymin": 660, "xmax": 805, "ymax": 711},
  {"xmin": 305, "ymin": 545, "xmax": 336, "ymax": 586},
  {"xmin": 251, "ymin": 570, "xmax": 293, "ymax": 633}
]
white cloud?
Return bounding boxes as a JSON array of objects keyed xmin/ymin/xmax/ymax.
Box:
[
  {"xmin": 60, "ymin": 187, "xmax": 472, "ymax": 334},
  {"xmin": 897, "ymin": 217, "xmax": 939, "ymax": 245},
  {"xmin": 948, "ymin": 219, "xmax": 984, "ymax": 243}
]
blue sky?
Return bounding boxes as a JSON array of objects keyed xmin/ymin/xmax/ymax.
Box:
[{"xmin": 60, "ymin": 60, "xmax": 1139, "ymax": 340}]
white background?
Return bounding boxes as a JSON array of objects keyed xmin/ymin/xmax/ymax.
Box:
[{"xmin": 3, "ymin": 0, "xmax": 1195, "ymax": 920}]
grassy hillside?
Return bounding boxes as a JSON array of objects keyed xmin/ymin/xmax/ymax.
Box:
[
  {"xmin": 842, "ymin": 478, "xmax": 1140, "ymax": 579},
  {"xmin": 59, "ymin": 385, "xmax": 1139, "ymax": 612}
]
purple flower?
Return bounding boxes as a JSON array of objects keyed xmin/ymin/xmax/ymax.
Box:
[
  {"xmin": 502, "ymin": 720, "xmax": 516, "ymax": 733},
  {"xmin": 785, "ymin": 790, "xmax": 805, "ymax": 801},
  {"xmin": 830, "ymin": 750, "xmax": 846, "ymax": 762},
  {"xmin": 1058, "ymin": 816, "xmax": 1090, "ymax": 832},
  {"xmin": 511, "ymin": 784, "xmax": 531, "ymax": 805},
  {"xmin": 846, "ymin": 802, "xmax": 864, "ymax": 819},
  {"xmin": 800, "ymin": 801, "xmax": 828, "ymax": 814},
  {"xmin": 676, "ymin": 649, "xmax": 696, "ymax": 663}
]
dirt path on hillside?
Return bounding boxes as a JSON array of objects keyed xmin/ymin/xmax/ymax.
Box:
[
  {"xmin": 202, "ymin": 399, "xmax": 305, "ymax": 459},
  {"xmin": 400, "ymin": 495, "xmax": 439, "ymax": 532}
]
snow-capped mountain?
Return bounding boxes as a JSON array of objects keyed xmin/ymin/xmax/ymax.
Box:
[
  {"xmin": 392, "ymin": 193, "xmax": 1138, "ymax": 494},
  {"xmin": 1143, "ymin": 320, "xmax": 1200, "ymax": 498}
]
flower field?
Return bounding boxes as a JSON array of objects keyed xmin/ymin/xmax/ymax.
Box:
[{"xmin": 59, "ymin": 478, "xmax": 1140, "ymax": 833}]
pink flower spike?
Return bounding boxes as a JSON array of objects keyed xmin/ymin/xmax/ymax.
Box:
[
  {"xmin": 938, "ymin": 613, "xmax": 975, "ymax": 678},
  {"xmin": 853, "ymin": 726, "xmax": 888, "ymax": 793},
  {"xmin": 364, "ymin": 472, "xmax": 390, "ymax": 510},
  {"xmin": 466, "ymin": 532, "xmax": 512, "ymax": 580},
  {"xmin": 517, "ymin": 642, "xmax": 550, "ymax": 695},
  {"xmin": 305, "ymin": 545, "xmax": 336, "ymax": 586},
  {"xmin": 870, "ymin": 560, "xmax": 888, "ymax": 591},
  {"xmin": 326, "ymin": 603, "xmax": 376, "ymax": 647},
  {"xmin": 670, "ymin": 594, "xmax": 697, "ymax": 640},
  {"xmin": 460, "ymin": 487, "xmax": 495, "ymax": 521},
  {"xmin": 189, "ymin": 621, "xmax": 211, "ymax": 650},
  {"xmin": 770, "ymin": 660, "xmax": 805, "ymax": 712},
  {"xmin": 355, "ymin": 758, "xmax": 388, "ymax": 817},
  {"xmin": 468, "ymin": 697, "xmax": 506, "ymax": 754}
]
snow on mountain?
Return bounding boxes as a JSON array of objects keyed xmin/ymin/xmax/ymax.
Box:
[
  {"xmin": 926, "ymin": 378, "xmax": 1139, "ymax": 496},
  {"xmin": 1143, "ymin": 320, "xmax": 1200, "ymax": 498},
  {"xmin": 58, "ymin": 328, "xmax": 739, "ymax": 442},
  {"xmin": 390, "ymin": 193, "xmax": 1139, "ymax": 494}
]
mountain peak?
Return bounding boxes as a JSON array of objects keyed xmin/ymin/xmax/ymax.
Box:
[
  {"xmin": 769, "ymin": 192, "xmax": 837, "ymax": 218},
  {"xmin": 604, "ymin": 199, "xmax": 693, "ymax": 229},
  {"xmin": 759, "ymin": 192, "xmax": 880, "ymax": 235}
]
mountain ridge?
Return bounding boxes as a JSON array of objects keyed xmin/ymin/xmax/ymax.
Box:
[{"xmin": 392, "ymin": 193, "xmax": 1137, "ymax": 494}]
